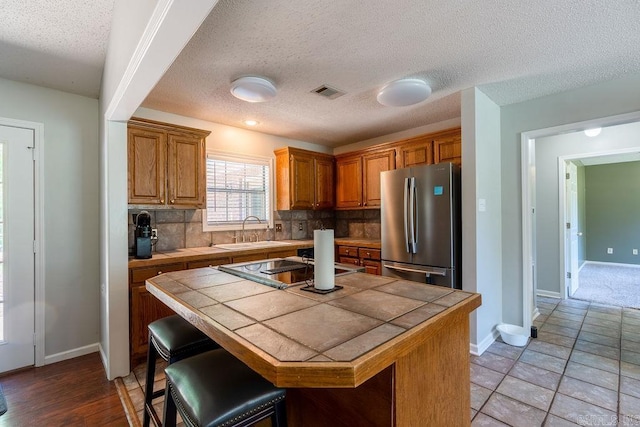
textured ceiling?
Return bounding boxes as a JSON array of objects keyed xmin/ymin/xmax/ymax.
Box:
[
  {"xmin": 0, "ymin": 0, "xmax": 114, "ymax": 98},
  {"xmin": 1, "ymin": 1, "xmax": 639, "ymax": 146},
  {"xmin": 142, "ymin": 0, "xmax": 640, "ymax": 147}
]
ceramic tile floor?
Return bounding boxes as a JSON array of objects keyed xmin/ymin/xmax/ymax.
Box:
[
  {"xmin": 120, "ymin": 359, "xmax": 185, "ymax": 427},
  {"xmin": 120, "ymin": 297, "xmax": 640, "ymax": 427},
  {"xmin": 472, "ymin": 297, "xmax": 640, "ymax": 426}
]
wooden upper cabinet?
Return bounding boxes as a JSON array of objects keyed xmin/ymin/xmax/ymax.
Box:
[
  {"xmin": 397, "ymin": 136, "xmax": 434, "ymax": 168},
  {"xmin": 433, "ymin": 130, "xmax": 462, "ymax": 166},
  {"xmin": 362, "ymin": 149, "xmax": 395, "ymax": 207},
  {"xmin": 127, "ymin": 118, "xmax": 210, "ymax": 208},
  {"xmin": 274, "ymin": 147, "xmax": 334, "ymax": 210},
  {"xmin": 128, "ymin": 127, "xmax": 167, "ymax": 204},
  {"xmin": 167, "ymin": 133, "xmax": 206, "ymax": 207},
  {"xmin": 335, "ymin": 155, "xmax": 363, "ymax": 209},
  {"xmin": 336, "ymin": 148, "xmax": 395, "ymax": 209},
  {"xmin": 315, "ymin": 155, "xmax": 335, "ymax": 210}
]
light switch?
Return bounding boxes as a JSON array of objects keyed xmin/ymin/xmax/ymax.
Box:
[{"xmin": 478, "ymin": 198, "xmax": 486, "ymax": 212}]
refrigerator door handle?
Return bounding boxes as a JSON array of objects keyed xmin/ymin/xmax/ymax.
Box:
[
  {"xmin": 408, "ymin": 177, "xmax": 417, "ymax": 253},
  {"xmin": 404, "ymin": 177, "xmax": 410, "ymax": 252},
  {"xmin": 383, "ymin": 263, "xmax": 447, "ymax": 276}
]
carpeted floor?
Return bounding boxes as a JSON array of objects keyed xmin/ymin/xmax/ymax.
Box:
[{"xmin": 573, "ymin": 262, "xmax": 640, "ymax": 309}]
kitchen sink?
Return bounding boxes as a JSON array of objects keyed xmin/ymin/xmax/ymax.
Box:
[{"xmin": 215, "ymin": 241, "xmax": 293, "ymax": 250}]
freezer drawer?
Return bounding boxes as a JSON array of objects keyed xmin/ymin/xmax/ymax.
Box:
[{"xmin": 382, "ymin": 261, "xmax": 458, "ymax": 289}]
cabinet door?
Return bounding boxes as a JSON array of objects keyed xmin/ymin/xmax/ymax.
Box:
[
  {"xmin": 167, "ymin": 133, "xmax": 206, "ymax": 208},
  {"xmin": 314, "ymin": 156, "xmax": 335, "ymax": 209},
  {"xmin": 336, "ymin": 156, "xmax": 362, "ymax": 208},
  {"xmin": 362, "ymin": 260, "xmax": 382, "ymax": 275},
  {"xmin": 433, "ymin": 132, "xmax": 462, "ymax": 166},
  {"xmin": 363, "ymin": 149, "xmax": 395, "ymax": 207},
  {"xmin": 289, "ymin": 151, "xmax": 315, "ymax": 210},
  {"xmin": 397, "ymin": 139, "xmax": 433, "ymax": 168},
  {"xmin": 128, "ymin": 126, "xmax": 167, "ymax": 205},
  {"xmin": 130, "ymin": 286, "xmax": 175, "ymax": 360}
]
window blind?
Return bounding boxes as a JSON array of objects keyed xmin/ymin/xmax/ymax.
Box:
[{"xmin": 205, "ymin": 154, "xmax": 270, "ymax": 227}]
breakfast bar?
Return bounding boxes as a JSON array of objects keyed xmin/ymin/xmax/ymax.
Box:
[{"xmin": 146, "ymin": 265, "xmax": 481, "ymax": 426}]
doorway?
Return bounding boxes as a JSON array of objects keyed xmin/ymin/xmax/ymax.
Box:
[
  {"xmin": 0, "ymin": 118, "xmax": 44, "ymax": 373},
  {"xmin": 521, "ymin": 111, "xmax": 640, "ymax": 327},
  {"xmin": 560, "ymin": 153, "xmax": 640, "ymax": 308}
]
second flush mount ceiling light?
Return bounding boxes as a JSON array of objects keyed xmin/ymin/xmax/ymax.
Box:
[
  {"xmin": 230, "ymin": 76, "xmax": 277, "ymax": 102},
  {"xmin": 377, "ymin": 78, "xmax": 431, "ymax": 107}
]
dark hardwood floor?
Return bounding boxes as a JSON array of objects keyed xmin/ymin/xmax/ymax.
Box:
[{"xmin": 0, "ymin": 353, "xmax": 129, "ymax": 426}]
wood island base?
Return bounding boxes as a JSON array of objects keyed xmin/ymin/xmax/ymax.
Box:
[{"xmin": 286, "ymin": 309, "xmax": 470, "ymax": 426}]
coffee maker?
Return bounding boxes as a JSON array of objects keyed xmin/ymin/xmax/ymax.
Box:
[{"xmin": 134, "ymin": 211, "xmax": 152, "ymax": 259}]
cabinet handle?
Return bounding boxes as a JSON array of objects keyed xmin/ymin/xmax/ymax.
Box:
[
  {"xmin": 366, "ymin": 252, "xmax": 371, "ymax": 257},
  {"xmin": 157, "ymin": 271, "xmax": 162, "ymax": 274},
  {"xmin": 170, "ymin": 199, "xmax": 175, "ymax": 204},
  {"xmin": 160, "ymin": 199, "xmax": 165, "ymax": 203},
  {"xmin": 358, "ymin": 202, "xmax": 362, "ymax": 206},
  {"xmin": 363, "ymin": 202, "xmax": 367, "ymax": 206}
]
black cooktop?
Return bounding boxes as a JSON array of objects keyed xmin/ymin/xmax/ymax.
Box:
[{"xmin": 219, "ymin": 258, "xmax": 352, "ymax": 286}]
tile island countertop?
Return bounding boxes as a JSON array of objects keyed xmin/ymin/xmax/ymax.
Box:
[{"xmin": 147, "ymin": 267, "xmax": 480, "ymax": 426}]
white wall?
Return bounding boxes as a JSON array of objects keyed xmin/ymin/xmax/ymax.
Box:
[
  {"xmin": 535, "ymin": 121, "xmax": 640, "ymax": 296},
  {"xmin": 99, "ymin": 0, "xmax": 219, "ymax": 379},
  {"xmin": 461, "ymin": 88, "xmax": 502, "ymax": 353},
  {"xmin": 0, "ymin": 77, "xmax": 100, "ymax": 359},
  {"xmin": 500, "ymin": 72, "xmax": 640, "ymax": 325}
]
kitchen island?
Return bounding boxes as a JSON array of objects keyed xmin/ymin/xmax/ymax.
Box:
[{"xmin": 147, "ymin": 266, "xmax": 481, "ymax": 426}]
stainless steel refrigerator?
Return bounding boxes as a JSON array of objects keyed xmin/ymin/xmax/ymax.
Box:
[{"xmin": 380, "ymin": 162, "xmax": 461, "ymax": 288}]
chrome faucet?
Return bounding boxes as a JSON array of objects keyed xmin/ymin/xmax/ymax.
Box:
[{"xmin": 242, "ymin": 215, "xmax": 262, "ymax": 242}]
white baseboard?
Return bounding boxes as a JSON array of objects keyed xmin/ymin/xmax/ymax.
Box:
[
  {"xmin": 470, "ymin": 329, "xmax": 499, "ymax": 356},
  {"xmin": 532, "ymin": 307, "xmax": 541, "ymax": 321},
  {"xmin": 537, "ymin": 289, "xmax": 562, "ymax": 299},
  {"xmin": 44, "ymin": 343, "xmax": 100, "ymax": 365},
  {"xmin": 585, "ymin": 260, "xmax": 640, "ymax": 268}
]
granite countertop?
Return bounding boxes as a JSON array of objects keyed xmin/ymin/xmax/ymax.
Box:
[
  {"xmin": 129, "ymin": 239, "xmax": 314, "ymax": 268},
  {"xmin": 146, "ymin": 267, "xmax": 480, "ymax": 388}
]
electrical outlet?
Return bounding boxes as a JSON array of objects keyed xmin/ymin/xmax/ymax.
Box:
[
  {"xmin": 607, "ymin": 247, "xmax": 613, "ymax": 254},
  {"xmin": 298, "ymin": 222, "xmax": 303, "ymax": 231},
  {"xmin": 275, "ymin": 223, "xmax": 282, "ymax": 232},
  {"xmin": 151, "ymin": 228, "xmax": 158, "ymax": 240},
  {"xmin": 633, "ymin": 249, "xmax": 638, "ymax": 255}
]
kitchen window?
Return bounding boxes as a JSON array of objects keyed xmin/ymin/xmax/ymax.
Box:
[{"xmin": 202, "ymin": 152, "xmax": 272, "ymax": 231}]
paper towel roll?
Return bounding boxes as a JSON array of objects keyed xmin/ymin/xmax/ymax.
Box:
[{"xmin": 314, "ymin": 229, "xmax": 335, "ymax": 290}]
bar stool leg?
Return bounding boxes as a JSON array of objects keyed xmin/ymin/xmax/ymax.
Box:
[
  {"xmin": 143, "ymin": 333, "xmax": 158, "ymax": 427},
  {"xmin": 273, "ymin": 399, "xmax": 288, "ymax": 427},
  {"xmin": 163, "ymin": 385, "xmax": 178, "ymax": 427}
]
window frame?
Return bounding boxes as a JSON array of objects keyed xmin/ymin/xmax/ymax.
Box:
[{"xmin": 202, "ymin": 150, "xmax": 274, "ymax": 232}]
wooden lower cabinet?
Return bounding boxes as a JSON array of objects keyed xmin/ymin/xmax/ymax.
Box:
[
  {"xmin": 337, "ymin": 245, "xmax": 381, "ymax": 275},
  {"xmin": 130, "ymin": 285, "xmax": 175, "ymax": 359},
  {"xmin": 129, "ymin": 261, "xmax": 185, "ymax": 366}
]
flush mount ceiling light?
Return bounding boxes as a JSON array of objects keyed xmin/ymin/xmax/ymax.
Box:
[
  {"xmin": 584, "ymin": 127, "xmax": 602, "ymax": 137},
  {"xmin": 243, "ymin": 119, "xmax": 259, "ymax": 126},
  {"xmin": 230, "ymin": 76, "xmax": 277, "ymax": 102},
  {"xmin": 377, "ymin": 78, "xmax": 431, "ymax": 107}
]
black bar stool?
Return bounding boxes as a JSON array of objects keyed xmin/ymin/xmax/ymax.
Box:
[
  {"xmin": 143, "ymin": 315, "xmax": 220, "ymax": 427},
  {"xmin": 163, "ymin": 349, "xmax": 287, "ymax": 427}
]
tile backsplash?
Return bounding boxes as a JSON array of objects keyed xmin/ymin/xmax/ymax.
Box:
[{"xmin": 128, "ymin": 208, "xmax": 381, "ymax": 252}]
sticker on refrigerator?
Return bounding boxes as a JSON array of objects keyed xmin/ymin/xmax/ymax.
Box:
[{"xmin": 433, "ymin": 185, "xmax": 444, "ymax": 196}]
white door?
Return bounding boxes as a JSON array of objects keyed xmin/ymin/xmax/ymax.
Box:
[
  {"xmin": 0, "ymin": 124, "xmax": 35, "ymax": 373},
  {"xmin": 565, "ymin": 162, "xmax": 580, "ymax": 297}
]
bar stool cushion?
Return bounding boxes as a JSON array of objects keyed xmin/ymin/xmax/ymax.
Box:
[
  {"xmin": 165, "ymin": 349, "xmax": 286, "ymax": 427},
  {"xmin": 149, "ymin": 315, "xmax": 215, "ymax": 361}
]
